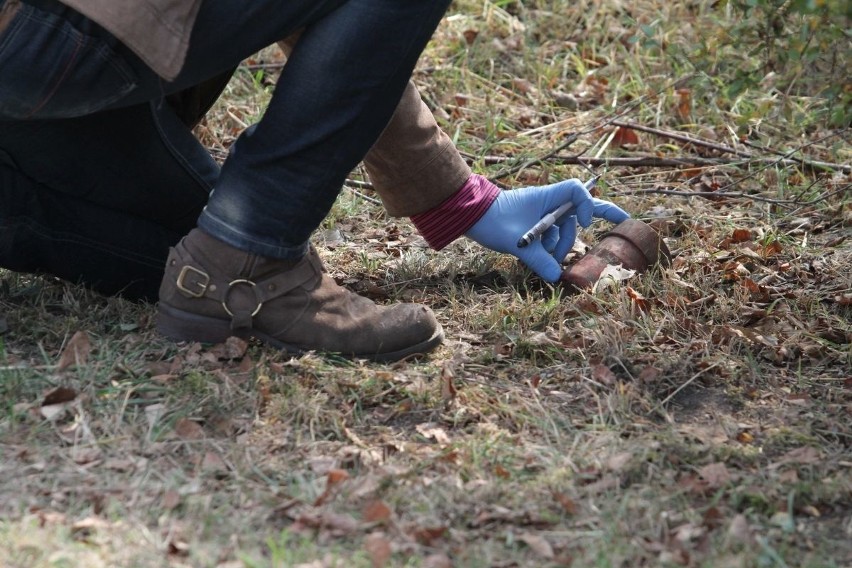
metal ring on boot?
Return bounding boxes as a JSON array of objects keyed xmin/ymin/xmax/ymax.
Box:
[{"xmin": 222, "ymin": 279, "xmax": 263, "ymax": 317}]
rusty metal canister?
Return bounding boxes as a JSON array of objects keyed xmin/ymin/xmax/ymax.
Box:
[{"xmin": 560, "ymin": 219, "xmax": 671, "ymax": 292}]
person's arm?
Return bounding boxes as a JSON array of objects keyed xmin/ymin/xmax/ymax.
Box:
[
  {"xmin": 278, "ymin": 36, "xmax": 628, "ymax": 283},
  {"xmin": 362, "ymin": 79, "xmax": 628, "ymax": 282},
  {"xmin": 362, "ymin": 81, "xmax": 471, "ymax": 216}
]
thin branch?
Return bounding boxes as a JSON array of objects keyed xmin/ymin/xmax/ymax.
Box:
[
  {"xmin": 465, "ymin": 152, "xmax": 852, "ymax": 174},
  {"xmin": 468, "ymin": 154, "xmax": 738, "ymax": 168},
  {"xmin": 343, "ymin": 179, "xmax": 381, "ymax": 205},
  {"xmin": 241, "ymin": 62, "xmax": 286, "ymax": 72},
  {"xmin": 715, "ymin": 131, "xmax": 846, "ymax": 191},
  {"xmin": 613, "ymin": 120, "xmax": 850, "ymax": 173},
  {"xmin": 611, "ymin": 119, "xmax": 753, "ymax": 158},
  {"xmin": 623, "ymin": 188, "xmax": 796, "ymax": 206},
  {"xmin": 622, "ymin": 183, "xmax": 850, "ymax": 208},
  {"xmin": 741, "ymin": 138, "xmax": 851, "ymax": 173}
]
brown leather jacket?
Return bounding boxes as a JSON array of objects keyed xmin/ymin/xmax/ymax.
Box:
[{"xmin": 57, "ymin": 0, "xmax": 470, "ymax": 217}]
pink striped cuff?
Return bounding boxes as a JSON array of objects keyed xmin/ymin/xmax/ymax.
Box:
[{"xmin": 410, "ymin": 174, "xmax": 500, "ymax": 250}]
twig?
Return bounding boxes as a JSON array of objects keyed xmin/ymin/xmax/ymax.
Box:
[
  {"xmin": 741, "ymin": 138, "xmax": 852, "ymax": 173},
  {"xmin": 614, "ymin": 120, "xmax": 850, "ymax": 173},
  {"xmin": 343, "ymin": 180, "xmax": 381, "ymax": 205},
  {"xmin": 241, "ymin": 62, "xmax": 286, "ymax": 72},
  {"xmin": 491, "ymin": 132, "xmax": 584, "ymax": 180},
  {"xmin": 467, "ymin": 152, "xmax": 852, "ymax": 175},
  {"xmin": 622, "ymin": 183, "xmax": 850, "ymax": 208},
  {"xmin": 467, "ymin": 153, "xmax": 740, "ymax": 168},
  {"xmin": 715, "ymin": 131, "xmax": 846, "ymax": 192},
  {"xmin": 611, "ymin": 119, "xmax": 752, "ymax": 158}
]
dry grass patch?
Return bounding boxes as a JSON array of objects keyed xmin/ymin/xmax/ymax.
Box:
[{"xmin": 2, "ymin": 1, "xmax": 850, "ymax": 567}]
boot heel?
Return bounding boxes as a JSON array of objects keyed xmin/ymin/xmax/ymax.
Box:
[{"xmin": 156, "ymin": 302, "xmax": 233, "ymax": 344}]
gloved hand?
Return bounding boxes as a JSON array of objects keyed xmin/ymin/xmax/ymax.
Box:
[{"xmin": 465, "ymin": 179, "xmax": 630, "ymax": 282}]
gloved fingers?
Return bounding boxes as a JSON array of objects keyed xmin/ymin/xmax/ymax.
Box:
[
  {"xmin": 541, "ymin": 179, "xmax": 593, "ymax": 227},
  {"xmin": 516, "ymin": 241, "xmax": 563, "ymax": 282},
  {"xmin": 552, "ymin": 215, "xmax": 578, "ymax": 264},
  {"xmin": 536, "ymin": 179, "xmax": 591, "ymax": 215},
  {"xmin": 540, "ymin": 225, "xmax": 559, "ymax": 254},
  {"xmin": 574, "ymin": 199, "xmax": 595, "ymax": 228},
  {"xmin": 592, "ymin": 198, "xmax": 630, "ymax": 224}
]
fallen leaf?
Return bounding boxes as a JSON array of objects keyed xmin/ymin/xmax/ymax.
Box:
[
  {"xmin": 606, "ymin": 451, "xmax": 633, "ymax": 472},
  {"xmin": 779, "ymin": 469, "xmax": 799, "ymax": 483},
  {"xmin": 626, "ymin": 286, "xmax": 650, "ymax": 312},
  {"xmin": 552, "ymin": 491, "xmax": 578, "ymax": 515},
  {"xmin": 699, "ymin": 462, "xmax": 732, "ymax": 488},
  {"xmin": 440, "ymin": 363, "xmax": 457, "ymax": 403},
  {"xmin": 37, "ymin": 510, "xmax": 67, "ymax": 526},
  {"xmin": 201, "ymin": 452, "xmax": 228, "ymax": 475},
  {"xmin": 292, "ymin": 512, "xmax": 358, "ymax": 537},
  {"xmin": 362, "ymin": 500, "xmax": 392, "ymax": 524},
  {"xmin": 209, "ymin": 336, "xmax": 248, "ymax": 360},
  {"xmin": 71, "ymin": 446, "xmax": 102, "ymax": 465},
  {"xmin": 40, "ymin": 404, "xmax": 67, "ymax": 422},
  {"xmin": 416, "ymin": 423, "xmax": 450, "ymax": 445},
  {"xmin": 659, "ymin": 548, "xmax": 690, "ymax": 566},
  {"xmin": 364, "ymin": 532, "xmax": 392, "ymax": 568},
  {"xmin": 761, "ymin": 240, "xmax": 783, "ymax": 258},
  {"xmin": 40, "ymin": 386, "xmax": 78, "ymax": 421},
  {"xmin": 769, "ymin": 447, "xmax": 821, "ymax": 469},
  {"xmin": 144, "ymin": 403, "xmax": 166, "ymax": 429},
  {"xmin": 42, "ymin": 386, "xmax": 78, "ymax": 406},
  {"xmin": 174, "ymin": 418, "xmax": 205, "ymax": 441},
  {"xmin": 421, "ymin": 554, "xmax": 453, "ymax": 568},
  {"xmin": 167, "ymin": 538, "xmax": 190, "ymax": 557},
  {"xmin": 638, "ymin": 366, "xmax": 662, "ymax": 384},
  {"xmin": 71, "ymin": 516, "xmax": 110, "ymax": 536},
  {"xmin": 493, "ymin": 464, "xmax": 511, "ymax": 479},
  {"xmin": 584, "ymin": 474, "xmax": 619, "ymax": 494},
  {"xmin": 409, "ymin": 525, "xmax": 447, "ymax": 546},
  {"xmin": 162, "ymin": 490, "xmax": 181, "ymax": 510},
  {"xmin": 736, "ymin": 431, "xmax": 754, "ymax": 444},
  {"xmin": 326, "ymin": 469, "xmax": 350, "ymax": 486},
  {"xmin": 57, "ymin": 331, "xmax": 91, "ymax": 370},
  {"xmin": 769, "ymin": 511, "xmax": 795, "ymax": 531},
  {"xmin": 702, "ymin": 506, "xmax": 724, "ymax": 529},
  {"xmin": 591, "ymin": 364, "xmax": 617, "ymax": 386},
  {"xmin": 675, "ymin": 88, "xmax": 691, "ymax": 120},
  {"xmin": 613, "ymin": 126, "xmax": 639, "ymax": 146},
  {"xmin": 519, "ymin": 532, "xmax": 555, "ymax": 559},
  {"xmin": 314, "ymin": 469, "xmax": 350, "ymax": 506}
]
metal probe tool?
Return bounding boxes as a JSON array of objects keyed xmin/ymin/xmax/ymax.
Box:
[{"xmin": 516, "ymin": 176, "xmax": 599, "ymax": 248}]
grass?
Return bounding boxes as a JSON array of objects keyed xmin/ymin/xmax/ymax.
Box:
[{"xmin": 2, "ymin": 1, "xmax": 851, "ymax": 567}]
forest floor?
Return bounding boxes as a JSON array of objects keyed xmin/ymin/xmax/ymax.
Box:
[{"xmin": 1, "ymin": 1, "xmax": 849, "ymax": 567}]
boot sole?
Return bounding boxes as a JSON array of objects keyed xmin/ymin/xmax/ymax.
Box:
[{"xmin": 156, "ymin": 302, "xmax": 444, "ymax": 363}]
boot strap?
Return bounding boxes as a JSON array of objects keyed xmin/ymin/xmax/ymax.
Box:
[{"xmin": 172, "ymin": 247, "xmax": 323, "ymax": 330}]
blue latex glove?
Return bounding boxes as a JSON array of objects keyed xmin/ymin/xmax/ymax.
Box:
[{"xmin": 465, "ymin": 180, "xmax": 630, "ymax": 282}]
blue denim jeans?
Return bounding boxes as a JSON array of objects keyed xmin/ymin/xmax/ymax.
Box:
[{"xmin": 0, "ymin": 0, "xmax": 451, "ymax": 297}]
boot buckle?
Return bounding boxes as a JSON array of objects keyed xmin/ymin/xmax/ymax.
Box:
[
  {"xmin": 222, "ymin": 279, "xmax": 263, "ymax": 318},
  {"xmin": 176, "ymin": 265, "xmax": 210, "ymax": 298}
]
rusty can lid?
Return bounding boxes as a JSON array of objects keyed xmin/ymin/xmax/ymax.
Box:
[{"xmin": 605, "ymin": 219, "xmax": 671, "ymax": 267}]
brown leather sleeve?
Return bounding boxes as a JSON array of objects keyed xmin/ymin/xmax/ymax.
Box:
[
  {"xmin": 363, "ymin": 82, "xmax": 471, "ymax": 217},
  {"xmin": 277, "ymin": 38, "xmax": 471, "ymax": 217}
]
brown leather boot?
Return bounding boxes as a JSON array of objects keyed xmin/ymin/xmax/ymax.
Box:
[{"xmin": 157, "ymin": 229, "xmax": 443, "ymax": 362}]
